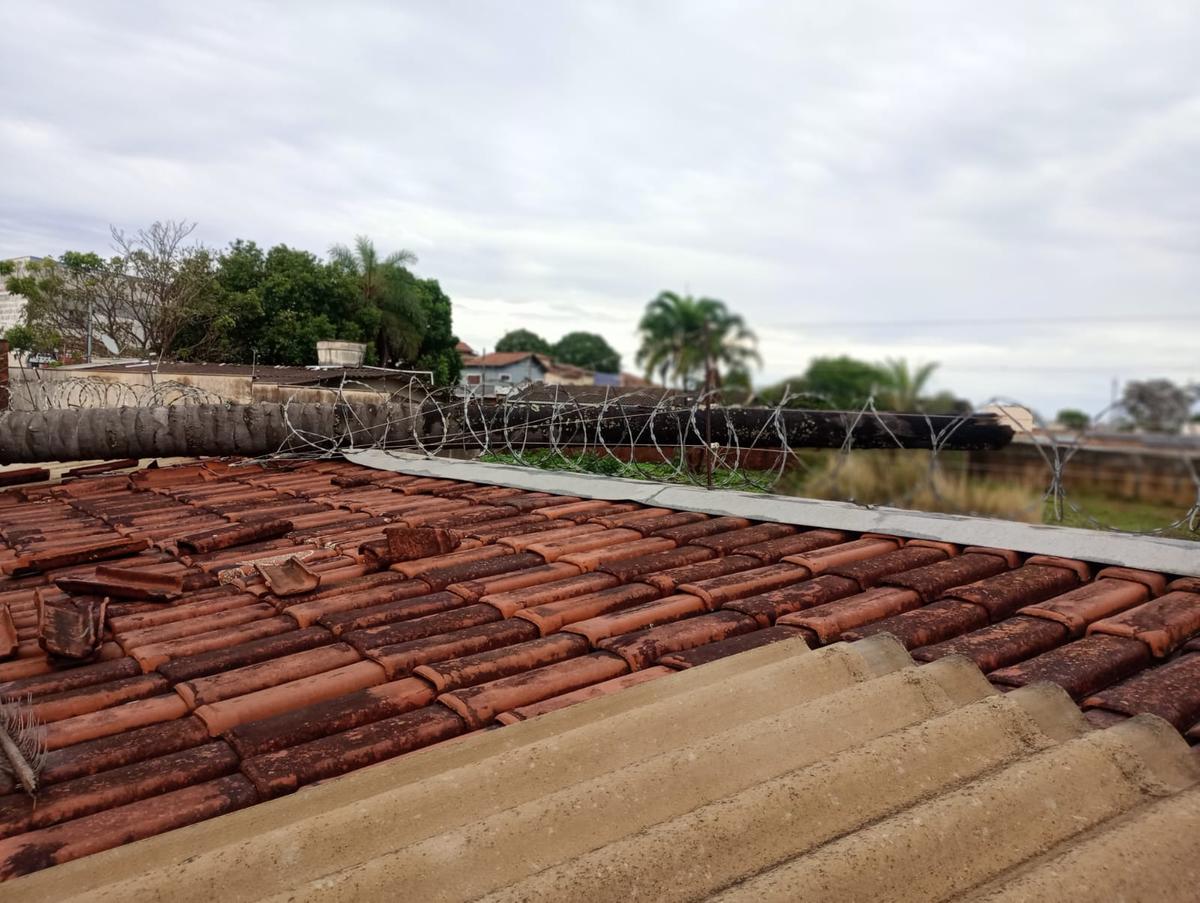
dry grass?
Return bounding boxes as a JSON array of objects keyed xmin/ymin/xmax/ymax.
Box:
[{"xmin": 787, "ymin": 450, "xmax": 1043, "ymax": 522}]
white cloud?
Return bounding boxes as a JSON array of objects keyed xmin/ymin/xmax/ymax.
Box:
[{"xmin": 1, "ymin": 1, "xmax": 1198, "ymax": 413}]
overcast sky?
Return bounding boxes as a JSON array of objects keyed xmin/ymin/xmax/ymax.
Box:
[{"xmin": 2, "ymin": 2, "xmax": 1198, "ymax": 416}]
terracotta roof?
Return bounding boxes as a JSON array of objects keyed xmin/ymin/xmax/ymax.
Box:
[
  {"xmin": 460, "ymin": 351, "xmax": 551, "ymax": 368},
  {"xmin": 0, "ymin": 458, "xmax": 1197, "ymax": 895}
]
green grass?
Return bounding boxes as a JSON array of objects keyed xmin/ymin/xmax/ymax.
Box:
[
  {"xmin": 479, "ymin": 450, "xmax": 773, "ymax": 492},
  {"xmin": 1044, "ymin": 490, "xmax": 1199, "ymax": 540}
]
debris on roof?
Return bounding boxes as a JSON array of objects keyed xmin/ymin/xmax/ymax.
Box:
[{"xmin": 0, "ymin": 457, "xmax": 1196, "ymax": 896}]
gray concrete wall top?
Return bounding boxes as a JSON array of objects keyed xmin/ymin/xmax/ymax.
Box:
[{"xmin": 347, "ymin": 449, "xmax": 1200, "ymax": 577}]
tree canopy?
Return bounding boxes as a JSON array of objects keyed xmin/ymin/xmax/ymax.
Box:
[
  {"xmin": 1120, "ymin": 379, "xmax": 1196, "ymax": 434},
  {"xmin": 1055, "ymin": 408, "xmax": 1091, "ymax": 430},
  {"xmin": 6, "ymin": 223, "xmax": 464, "ymax": 384},
  {"xmin": 757, "ymin": 355, "xmax": 968, "ymax": 413},
  {"xmin": 553, "ymin": 331, "xmax": 621, "ymax": 373},
  {"xmin": 495, "ymin": 329, "xmax": 552, "ymax": 355},
  {"xmin": 636, "ymin": 291, "xmax": 759, "ymax": 389}
]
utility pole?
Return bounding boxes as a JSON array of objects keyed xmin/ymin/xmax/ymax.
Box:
[{"xmin": 86, "ymin": 298, "xmax": 93, "ymax": 363}]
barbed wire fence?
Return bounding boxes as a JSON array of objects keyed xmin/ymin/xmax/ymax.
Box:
[{"xmin": 3, "ymin": 367, "xmax": 1198, "ymax": 539}]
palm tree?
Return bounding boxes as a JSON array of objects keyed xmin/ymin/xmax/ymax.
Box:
[
  {"xmin": 636, "ymin": 292, "xmax": 760, "ymax": 390},
  {"xmin": 329, "ymin": 236, "xmax": 425, "ymax": 366},
  {"xmin": 876, "ymin": 358, "xmax": 938, "ymax": 411}
]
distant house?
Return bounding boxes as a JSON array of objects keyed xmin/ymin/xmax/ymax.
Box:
[
  {"xmin": 455, "ymin": 340, "xmax": 476, "ymax": 358},
  {"xmin": 459, "ymin": 351, "xmax": 598, "ymax": 396}
]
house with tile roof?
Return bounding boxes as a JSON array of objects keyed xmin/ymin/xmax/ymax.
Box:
[{"xmin": 0, "ymin": 451, "xmax": 1196, "ymax": 898}]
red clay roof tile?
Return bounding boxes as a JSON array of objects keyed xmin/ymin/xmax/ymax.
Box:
[
  {"xmin": 192, "ymin": 660, "xmax": 387, "ymax": 735},
  {"xmin": 481, "ymin": 572, "xmax": 621, "ymax": 618},
  {"xmin": 343, "ymin": 604, "xmax": 503, "ymax": 653},
  {"xmin": 447, "ymin": 562, "xmax": 582, "ymax": 602},
  {"xmin": 1087, "ymin": 591, "xmax": 1200, "ymax": 657},
  {"xmin": 723, "ymin": 575, "xmax": 862, "ymax": 626},
  {"xmin": 596, "ymin": 545, "xmax": 715, "ymax": 582},
  {"xmin": 649, "ymin": 515, "xmax": 750, "ymax": 544},
  {"xmin": 495, "ymin": 666, "xmax": 674, "ymax": 723},
  {"xmin": 942, "ymin": 563, "xmax": 1082, "ymax": 622},
  {"xmin": 655, "ymin": 625, "xmax": 808, "ymax": 669},
  {"xmin": 989, "ymin": 635, "xmax": 1151, "ymax": 700},
  {"xmin": 841, "ymin": 599, "xmax": 990, "ymax": 649},
  {"xmin": 562, "ymin": 594, "xmax": 708, "ymax": 645},
  {"xmin": 366, "ymin": 619, "xmax": 542, "ymax": 679},
  {"xmin": 1092, "ymin": 566, "xmax": 1168, "ymax": 597},
  {"xmin": 690, "ymin": 523, "xmax": 796, "ymax": 554},
  {"xmin": 679, "ymin": 562, "xmax": 811, "ymax": 609},
  {"xmin": 438, "ymin": 652, "xmax": 629, "ymax": 728},
  {"xmin": 558, "ymin": 536, "xmax": 678, "ymax": 572},
  {"xmin": 1083, "ymin": 652, "xmax": 1200, "ymax": 729},
  {"xmin": 31, "ymin": 673, "xmax": 169, "ymax": 723},
  {"xmin": 317, "ymin": 590, "xmax": 469, "ymax": 636},
  {"xmin": 880, "ymin": 551, "xmax": 1011, "ymax": 602},
  {"xmin": 735, "ymin": 529, "xmax": 848, "ymax": 563},
  {"xmin": 414, "ymin": 633, "xmax": 590, "ymax": 692},
  {"xmin": 1019, "ymin": 577, "xmax": 1151, "ymax": 638},
  {"xmin": 174, "ymin": 643, "xmax": 362, "ymax": 708},
  {"xmin": 777, "ymin": 587, "xmax": 924, "ymax": 645},
  {"xmin": 642, "ymin": 554, "xmax": 761, "ymax": 594},
  {"xmin": 0, "ymin": 455, "xmax": 1193, "ymax": 883},
  {"xmin": 912, "ymin": 615, "xmax": 1068, "ymax": 672},
  {"xmin": 782, "ymin": 536, "xmax": 900, "ymax": 575},
  {"xmin": 0, "ymin": 740, "xmax": 238, "ymax": 840},
  {"xmin": 240, "ymin": 704, "xmax": 464, "ymax": 799},
  {"xmin": 223, "ymin": 677, "xmax": 437, "ymax": 759},
  {"xmin": 0, "ymin": 773, "xmax": 259, "ymax": 880},
  {"xmin": 598, "ymin": 611, "xmax": 760, "ymax": 670},
  {"xmin": 515, "ymin": 583, "xmax": 662, "ymax": 635},
  {"xmin": 823, "ymin": 545, "xmax": 947, "ymax": 588}
]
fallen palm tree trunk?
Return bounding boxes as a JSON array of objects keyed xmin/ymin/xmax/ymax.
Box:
[{"xmin": 0, "ymin": 401, "xmax": 1012, "ymax": 465}]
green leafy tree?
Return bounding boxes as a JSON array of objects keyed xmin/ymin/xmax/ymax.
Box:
[
  {"xmin": 919, "ymin": 390, "xmax": 973, "ymax": 416},
  {"xmin": 791, "ymin": 356, "xmax": 883, "ymax": 409},
  {"xmin": 636, "ymin": 291, "xmax": 759, "ymax": 389},
  {"xmin": 875, "ymin": 358, "xmax": 939, "ymax": 412},
  {"xmin": 553, "ymin": 331, "xmax": 621, "ymax": 373},
  {"xmin": 412, "ymin": 278, "xmax": 463, "ymax": 385},
  {"xmin": 8, "ymin": 222, "xmax": 219, "ymax": 359},
  {"xmin": 328, "ymin": 236, "xmax": 425, "ymax": 366},
  {"xmin": 1055, "ymin": 408, "xmax": 1091, "ymax": 430},
  {"xmin": 495, "ymin": 329, "xmax": 552, "ymax": 355},
  {"xmin": 3, "ymin": 322, "xmax": 62, "ymax": 361}
]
